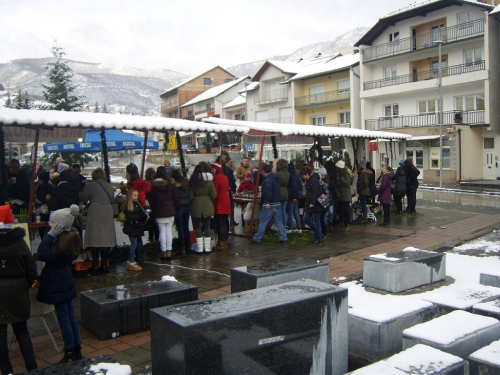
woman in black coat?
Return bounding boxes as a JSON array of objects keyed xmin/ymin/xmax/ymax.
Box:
[
  {"xmin": 300, "ymin": 165, "xmax": 323, "ymax": 245},
  {"xmin": 0, "ymin": 227, "xmax": 38, "ymax": 374},
  {"xmin": 404, "ymin": 159, "xmax": 420, "ymax": 213}
]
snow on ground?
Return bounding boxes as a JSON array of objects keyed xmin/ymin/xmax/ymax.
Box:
[{"xmin": 88, "ymin": 362, "xmax": 131, "ymax": 375}]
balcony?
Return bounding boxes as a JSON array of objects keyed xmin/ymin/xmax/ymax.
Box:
[
  {"xmin": 160, "ymin": 99, "xmax": 179, "ymax": 115},
  {"xmin": 364, "ymin": 61, "xmax": 485, "ymax": 90},
  {"xmin": 362, "ymin": 19, "xmax": 485, "ymax": 61},
  {"xmin": 254, "ymin": 88, "xmax": 289, "ymax": 104},
  {"xmin": 258, "ymin": 117, "xmax": 292, "ymax": 124},
  {"xmin": 295, "ymin": 89, "xmax": 350, "ymax": 108},
  {"xmin": 365, "ymin": 110, "xmax": 485, "ymax": 130}
]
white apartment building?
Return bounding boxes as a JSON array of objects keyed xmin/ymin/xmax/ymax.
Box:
[{"xmin": 356, "ymin": 0, "xmax": 500, "ymax": 182}]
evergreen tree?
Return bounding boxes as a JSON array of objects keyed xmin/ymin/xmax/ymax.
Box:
[
  {"xmin": 102, "ymin": 103, "xmax": 107, "ymax": 113},
  {"xmin": 5, "ymin": 91, "xmax": 12, "ymax": 108},
  {"xmin": 95, "ymin": 102, "xmax": 99, "ymax": 113},
  {"xmin": 40, "ymin": 44, "xmax": 85, "ymax": 111},
  {"xmin": 13, "ymin": 89, "xmax": 32, "ymax": 109}
]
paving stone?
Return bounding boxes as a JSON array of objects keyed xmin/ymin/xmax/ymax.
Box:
[
  {"xmin": 468, "ymin": 339, "xmax": 500, "ymax": 374},
  {"xmin": 347, "ymin": 344, "xmax": 468, "ymax": 374},
  {"xmin": 80, "ymin": 280, "xmax": 197, "ymax": 340},
  {"xmin": 150, "ymin": 279, "xmax": 348, "ymax": 375},
  {"xmin": 349, "ymin": 299, "xmax": 437, "ymax": 362},
  {"xmin": 402, "ymin": 310, "xmax": 500, "ymax": 358},
  {"xmin": 230, "ymin": 257, "xmax": 329, "ymax": 293},
  {"xmin": 363, "ymin": 248, "xmax": 446, "ymax": 293}
]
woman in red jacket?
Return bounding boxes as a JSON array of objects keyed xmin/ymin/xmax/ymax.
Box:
[
  {"xmin": 120, "ymin": 163, "xmax": 151, "ymax": 208},
  {"xmin": 211, "ymin": 163, "xmax": 231, "ymax": 251}
]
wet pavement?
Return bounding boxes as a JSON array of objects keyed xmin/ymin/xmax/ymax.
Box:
[{"xmin": 7, "ymin": 187, "xmax": 500, "ymax": 374}]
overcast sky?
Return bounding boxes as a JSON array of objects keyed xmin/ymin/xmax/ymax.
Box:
[{"xmin": 1, "ymin": 0, "xmax": 414, "ymax": 75}]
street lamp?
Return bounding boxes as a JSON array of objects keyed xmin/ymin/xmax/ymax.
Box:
[{"xmin": 436, "ymin": 39, "xmax": 443, "ymax": 188}]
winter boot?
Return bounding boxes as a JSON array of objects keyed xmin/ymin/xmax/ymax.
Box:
[
  {"xmin": 90, "ymin": 250, "xmax": 100, "ymax": 276},
  {"xmin": 100, "ymin": 248, "xmax": 110, "ymax": 273},
  {"xmin": 358, "ymin": 210, "xmax": 368, "ymax": 224},
  {"xmin": 59, "ymin": 349, "xmax": 77, "ymax": 363},
  {"xmin": 212, "ymin": 240, "xmax": 227, "ymax": 251},
  {"xmin": 127, "ymin": 261, "xmax": 142, "ymax": 271},
  {"xmin": 185, "ymin": 245, "xmax": 191, "ymax": 255},
  {"xmin": 74, "ymin": 345, "xmax": 84, "ymax": 360},
  {"xmin": 195, "ymin": 237, "xmax": 204, "ymax": 253},
  {"xmin": 203, "ymin": 237, "xmax": 212, "ymax": 253}
]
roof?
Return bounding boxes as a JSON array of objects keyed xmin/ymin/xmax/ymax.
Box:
[
  {"xmin": 223, "ymin": 95, "xmax": 246, "ymax": 109},
  {"xmin": 202, "ymin": 117, "xmax": 412, "ymax": 140},
  {"xmin": 492, "ymin": 4, "xmax": 500, "ymax": 14},
  {"xmin": 355, "ymin": 0, "xmax": 495, "ymax": 47},
  {"xmin": 289, "ymin": 54, "xmax": 359, "ymax": 81},
  {"xmin": 159, "ymin": 66, "xmax": 236, "ymax": 97},
  {"xmin": 251, "ymin": 60, "xmax": 302, "ymax": 81},
  {"xmin": 238, "ymin": 81, "xmax": 259, "ymax": 93},
  {"xmin": 181, "ymin": 76, "xmax": 250, "ymax": 107},
  {"xmin": 0, "ymin": 108, "xmax": 249, "ymax": 135}
]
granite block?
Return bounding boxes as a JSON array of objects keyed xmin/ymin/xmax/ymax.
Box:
[
  {"xmin": 363, "ymin": 248, "xmax": 446, "ymax": 293},
  {"xmin": 80, "ymin": 280, "xmax": 197, "ymax": 340},
  {"xmin": 347, "ymin": 344, "xmax": 468, "ymax": 375},
  {"xmin": 474, "ymin": 297, "xmax": 500, "ymax": 321},
  {"xmin": 402, "ymin": 310, "xmax": 500, "ymax": 358},
  {"xmin": 349, "ymin": 299, "xmax": 437, "ymax": 362},
  {"xmin": 481, "ymin": 272, "xmax": 500, "ymax": 288},
  {"xmin": 230, "ymin": 257, "xmax": 329, "ymax": 293},
  {"xmin": 150, "ymin": 279, "xmax": 348, "ymax": 375},
  {"xmin": 468, "ymin": 339, "xmax": 500, "ymax": 375}
]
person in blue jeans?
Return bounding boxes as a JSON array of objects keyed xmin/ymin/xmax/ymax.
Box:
[
  {"xmin": 37, "ymin": 205, "xmax": 83, "ymax": 363},
  {"xmin": 250, "ymin": 164, "xmax": 287, "ymax": 244},
  {"xmin": 300, "ymin": 165, "xmax": 323, "ymax": 245}
]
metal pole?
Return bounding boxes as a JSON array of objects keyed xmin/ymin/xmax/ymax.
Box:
[{"xmin": 438, "ymin": 40, "xmax": 443, "ymax": 188}]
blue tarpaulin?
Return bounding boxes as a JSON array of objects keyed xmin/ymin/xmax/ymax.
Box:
[{"xmin": 43, "ymin": 129, "xmax": 159, "ymax": 153}]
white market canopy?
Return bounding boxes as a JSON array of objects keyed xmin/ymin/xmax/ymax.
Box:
[
  {"xmin": 202, "ymin": 117, "xmax": 413, "ymax": 140},
  {"xmin": 0, "ymin": 107, "xmax": 250, "ymax": 143}
]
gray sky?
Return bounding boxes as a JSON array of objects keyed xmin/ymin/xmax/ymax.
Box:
[{"xmin": 1, "ymin": 0, "xmax": 413, "ymax": 75}]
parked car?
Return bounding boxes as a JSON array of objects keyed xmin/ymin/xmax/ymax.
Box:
[
  {"xmin": 185, "ymin": 144, "xmax": 198, "ymax": 154},
  {"xmin": 170, "ymin": 157, "xmax": 191, "ymax": 169}
]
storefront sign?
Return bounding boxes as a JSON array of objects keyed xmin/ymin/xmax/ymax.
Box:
[
  {"xmin": 369, "ymin": 142, "xmax": 378, "ymax": 152},
  {"xmin": 2, "ymin": 125, "xmax": 86, "ymax": 143}
]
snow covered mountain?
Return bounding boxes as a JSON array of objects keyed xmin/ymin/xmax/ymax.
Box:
[{"xmin": 0, "ymin": 27, "xmax": 368, "ymax": 115}]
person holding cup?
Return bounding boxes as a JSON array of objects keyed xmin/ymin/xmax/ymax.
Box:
[{"xmin": 7, "ymin": 159, "xmax": 30, "ymax": 208}]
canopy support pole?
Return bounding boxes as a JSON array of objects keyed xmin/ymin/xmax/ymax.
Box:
[
  {"xmin": 27, "ymin": 128, "xmax": 40, "ymax": 229},
  {"xmin": 140, "ymin": 131, "xmax": 148, "ymax": 178}
]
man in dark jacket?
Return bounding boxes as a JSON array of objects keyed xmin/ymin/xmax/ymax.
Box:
[
  {"xmin": 225, "ymin": 159, "xmax": 238, "ymax": 225},
  {"xmin": 250, "ymin": 164, "xmax": 287, "ymax": 244},
  {"xmin": 7, "ymin": 159, "xmax": 31, "ymax": 207},
  {"xmin": 392, "ymin": 160, "xmax": 407, "ymax": 214},
  {"xmin": 47, "ymin": 169, "xmax": 79, "ymax": 212}
]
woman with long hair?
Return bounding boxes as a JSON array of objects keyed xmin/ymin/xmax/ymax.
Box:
[
  {"xmin": 37, "ymin": 205, "xmax": 83, "ymax": 362},
  {"xmin": 149, "ymin": 166, "xmax": 178, "ymax": 261},
  {"xmin": 189, "ymin": 164, "xmax": 216, "ymax": 253},
  {"xmin": 171, "ymin": 169, "xmax": 191, "ymax": 256},
  {"xmin": 122, "ymin": 189, "xmax": 148, "ymax": 270},
  {"xmin": 377, "ymin": 164, "xmax": 394, "ymax": 226},
  {"xmin": 80, "ymin": 168, "xmax": 117, "ymax": 276}
]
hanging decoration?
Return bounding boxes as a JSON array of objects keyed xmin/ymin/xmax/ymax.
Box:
[
  {"xmin": 100, "ymin": 127, "xmax": 111, "ymax": 183},
  {"xmin": 271, "ymin": 136, "xmax": 278, "ymax": 159},
  {"xmin": 307, "ymin": 137, "xmax": 324, "ymax": 166},
  {"xmin": 175, "ymin": 131, "xmax": 187, "ymax": 177}
]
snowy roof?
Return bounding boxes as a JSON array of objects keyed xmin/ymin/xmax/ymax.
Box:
[
  {"xmin": 0, "ymin": 108, "xmax": 249, "ymax": 134},
  {"xmin": 202, "ymin": 117, "xmax": 413, "ymax": 140},
  {"xmin": 289, "ymin": 54, "xmax": 359, "ymax": 81},
  {"xmin": 223, "ymin": 95, "xmax": 246, "ymax": 109},
  {"xmin": 159, "ymin": 66, "xmax": 235, "ymax": 96},
  {"xmin": 238, "ymin": 81, "xmax": 259, "ymax": 93},
  {"xmin": 181, "ymin": 76, "xmax": 250, "ymax": 107},
  {"xmin": 492, "ymin": 4, "xmax": 500, "ymax": 14},
  {"xmin": 252, "ymin": 60, "xmax": 302, "ymax": 81}
]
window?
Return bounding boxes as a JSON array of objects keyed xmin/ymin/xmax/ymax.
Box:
[
  {"xmin": 418, "ymin": 100, "xmax": 437, "ymax": 113},
  {"xmin": 384, "ymin": 66, "xmax": 397, "ymax": 79},
  {"xmin": 389, "ymin": 31, "xmax": 400, "ymax": 43},
  {"xmin": 432, "ymin": 58, "xmax": 447, "ymax": 76},
  {"xmin": 455, "ymin": 94, "xmax": 484, "ymax": 111},
  {"xmin": 383, "ymin": 104, "xmax": 399, "ymax": 117},
  {"xmin": 256, "ymin": 110, "xmax": 268, "ymax": 122},
  {"xmin": 337, "ymin": 79, "xmax": 350, "ymax": 93},
  {"xmin": 431, "ymin": 23, "xmax": 445, "ymax": 44},
  {"xmin": 311, "ymin": 115, "xmax": 326, "ymax": 126},
  {"xmin": 430, "ymin": 138, "xmax": 451, "ymax": 169},
  {"xmin": 225, "ymin": 79, "xmax": 233, "ymax": 83},
  {"xmin": 235, "ymin": 114, "xmax": 241, "ymax": 120},
  {"xmin": 458, "ymin": 11, "xmax": 476, "ymax": 25},
  {"xmin": 339, "ymin": 111, "xmax": 350, "ymax": 124},
  {"xmin": 188, "ymin": 110, "xmax": 193, "ymax": 117},
  {"xmin": 206, "ymin": 103, "xmax": 212, "ymax": 112},
  {"xmin": 279, "ymin": 107, "xmax": 292, "ymax": 124},
  {"xmin": 464, "ymin": 48, "xmax": 481, "ymax": 65},
  {"xmin": 309, "ymin": 84, "xmax": 325, "ymax": 104},
  {"xmin": 204, "ymin": 78, "xmax": 212, "ymax": 85},
  {"xmin": 484, "ymin": 138, "xmax": 494, "ymax": 149}
]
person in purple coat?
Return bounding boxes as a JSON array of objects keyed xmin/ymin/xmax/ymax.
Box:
[{"xmin": 377, "ymin": 164, "xmax": 394, "ymax": 226}]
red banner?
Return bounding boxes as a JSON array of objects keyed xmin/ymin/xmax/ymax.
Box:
[{"xmin": 368, "ymin": 142, "xmax": 378, "ymax": 152}]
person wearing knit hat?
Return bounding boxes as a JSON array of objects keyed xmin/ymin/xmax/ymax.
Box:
[
  {"xmin": 210, "ymin": 162, "xmax": 222, "ymax": 173},
  {"xmin": 37, "ymin": 204, "xmax": 83, "ymax": 363},
  {"xmin": 399, "ymin": 159, "xmax": 405, "ymax": 166},
  {"xmin": 335, "ymin": 160, "xmax": 345, "ymax": 169},
  {"xmin": 318, "ymin": 167, "xmax": 327, "ymax": 175},
  {"xmin": 49, "ymin": 205, "xmax": 80, "ymax": 232},
  {"xmin": 57, "ymin": 163, "xmax": 70, "ymax": 173}
]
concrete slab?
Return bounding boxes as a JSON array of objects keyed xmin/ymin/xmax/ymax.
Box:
[
  {"xmin": 402, "ymin": 310, "xmax": 500, "ymax": 358},
  {"xmin": 473, "ymin": 297, "xmax": 500, "ymax": 320},
  {"xmin": 347, "ymin": 344, "xmax": 467, "ymax": 375},
  {"xmin": 363, "ymin": 248, "xmax": 446, "ymax": 293},
  {"xmin": 150, "ymin": 279, "xmax": 348, "ymax": 375},
  {"xmin": 349, "ymin": 299, "xmax": 437, "ymax": 362},
  {"xmin": 230, "ymin": 257, "xmax": 329, "ymax": 293},
  {"xmin": 422, "ymin": 283, "xmax": 500, "ymax": 315},
  {"xmin": 468, "ymin": 339, "xmax": 500, "ymax": 374},
  {"xmin": 481, "ymin": 271, "xmax": 500, "ymax": 288}
]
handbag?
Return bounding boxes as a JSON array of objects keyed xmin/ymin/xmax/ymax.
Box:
[
  {"xmin": 116, "ymin": 211, "xmax": 126, "ymax": 222},
  {"xmin": 317, "ymin": 194, "xmax": 331, "ymax": 208}
]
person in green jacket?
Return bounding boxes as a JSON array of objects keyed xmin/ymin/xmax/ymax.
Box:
[
  {"xmin": 274, "ymin": 158, "xmax": 290, "ymax": 231},
  {"xmin": 189, "ymin": 164, "xmax": 216, "ymax": 254},
  {"xmin": 336, "ymin": 160, "xmax": 354, "ymax": 231},
  {"xmin": 356, "ymin": 160, "xmax": 372, "ymax": 224}
]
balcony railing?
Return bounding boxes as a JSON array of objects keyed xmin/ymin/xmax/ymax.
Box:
[
  {"xmin": 295, "ymin": 89, "xmax": 350, "ymax": 108},
  {"xmin": 362, "ymin": 19, "xmax": 485, "ymax": 61},
  {"xmin": 255, "ymin": 88, "xmax": 289, "ymax": 104},
  {"xmin": 364, "ymin": 61, "xmax": 485, "ymax": 90},
  {"xmin": 160, "ymin": 100, "xmax": 179, "ymax": 115},
  {"xmin": 365, "ymin": 110, "xmax": 485, "ymax": 130}
]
